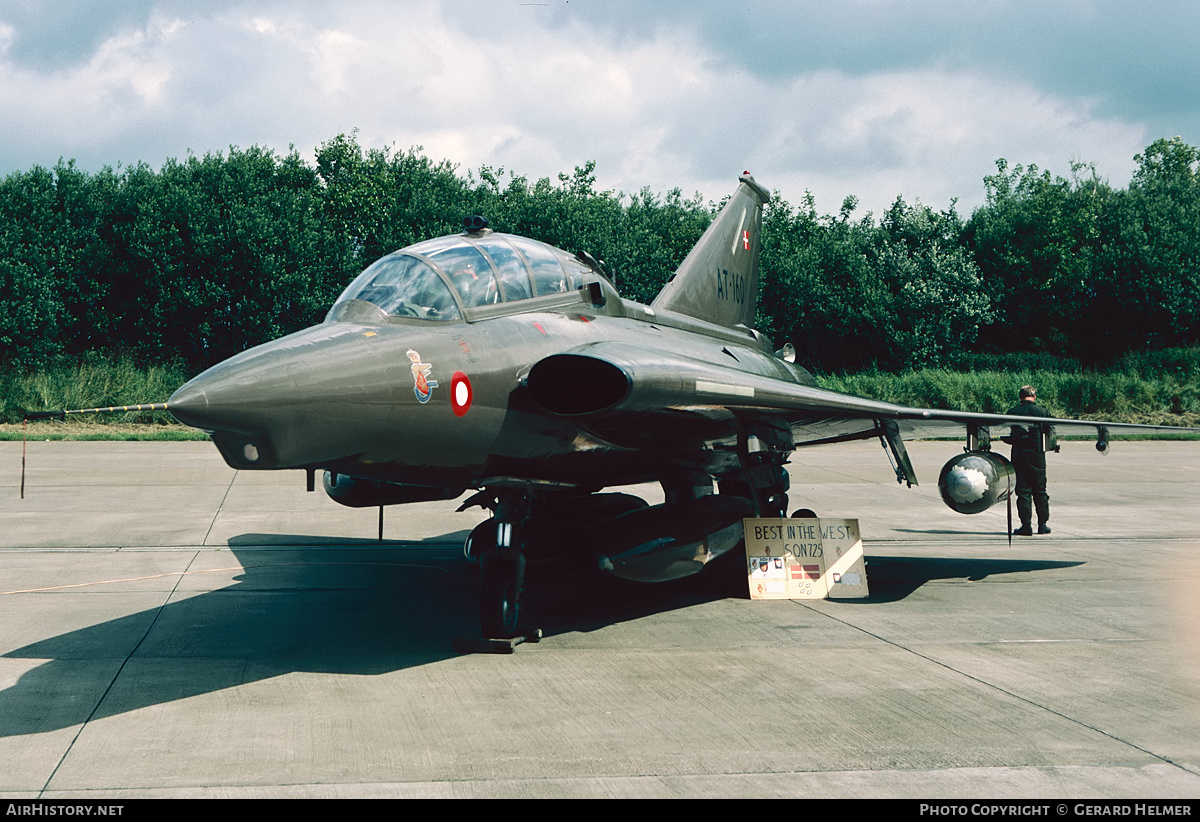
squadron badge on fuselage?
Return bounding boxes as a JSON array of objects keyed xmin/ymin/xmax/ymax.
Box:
[{"xmin": 406, "ymin": 349, "xmax": 439, "ymax": 403}]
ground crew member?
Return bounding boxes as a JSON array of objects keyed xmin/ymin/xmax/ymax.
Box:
[{"xmin": 1007, "ymin": 385, "xmax": 1052, "ymax": 535}]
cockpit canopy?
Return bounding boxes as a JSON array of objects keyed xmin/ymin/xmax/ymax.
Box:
[{"xmin": 333, "ymin": 232, "xmax": 594, "ymax": 321}]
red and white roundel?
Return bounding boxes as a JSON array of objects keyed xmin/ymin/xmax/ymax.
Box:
[{"xmin": 451, "ymin": 371, "xmax": 472, "ymax": 417}]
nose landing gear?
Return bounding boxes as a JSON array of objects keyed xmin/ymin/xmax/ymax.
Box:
[
  {"xmin": 479, "ymin": 543, "xmax": 524, "ymax": 639},
  {"xmin": 455, "ymin": 492, "xmax": 543, "ymax": 653},
  {"xmin": 455, "ymin": 535, "xmax": 542, "ymax": 653}
]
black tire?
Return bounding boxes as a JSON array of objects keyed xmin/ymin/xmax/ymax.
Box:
[{"xmin": 480, "ymin": 559, "xmax": 520, "ymax": 638}]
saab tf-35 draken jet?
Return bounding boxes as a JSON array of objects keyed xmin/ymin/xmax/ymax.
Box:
[{"xmin": 63, "ymin": 174, "xmax": 1198, "ymax": 639}]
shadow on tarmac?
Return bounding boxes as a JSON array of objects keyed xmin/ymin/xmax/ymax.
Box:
[
  {"xmin": 858, "ymin": 555, "xmax": 1084, "ymax": 603},
  {"xmin": 0, "ymin": 535, "xmax": 1080, "ymax": 737}
]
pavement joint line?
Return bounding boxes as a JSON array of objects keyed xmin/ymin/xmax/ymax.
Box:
[
  {"xmin": 38, "ymin": 548, "xmax": 203, "ymax": 799},
  {"xmin": 0, "ymin": 560, "xmax": 456, "ymax": 595},
  {"xmin": 0, "ymin": 566, "xmax": 244, "ymax": 594},
  {"xmin": 202, "ymin": 468, "xmax": 240, "ymax": 547},
  {"xmin": 30, "ymin": 762, "xmax": 1200, "ymax": 797},
  {"xmin": 793, "ymin": 600, "xmax": 1192, "ymax": 775}
]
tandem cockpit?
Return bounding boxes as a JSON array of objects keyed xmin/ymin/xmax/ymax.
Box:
[{"xmin": 326, "ymin": 222, "xmax": 605, "ymax": 324}]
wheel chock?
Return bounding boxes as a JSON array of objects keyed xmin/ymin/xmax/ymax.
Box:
[{"xmin": 454, "ymin": 628, "xmax": 542, "ymax": 654}]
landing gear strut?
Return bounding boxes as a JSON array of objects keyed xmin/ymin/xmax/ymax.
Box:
[{"xmin": 728, "ymin": 415, "xmax": 793, "ymax": 517}]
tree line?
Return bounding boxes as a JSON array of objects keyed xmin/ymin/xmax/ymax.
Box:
[{"xmin": 1, "ymin": 133, "xmax": 1197, "ymax": 375}]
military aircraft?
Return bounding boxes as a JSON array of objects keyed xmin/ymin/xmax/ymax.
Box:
[{"xmin": 40, "ymin": 173, "xmax": 1196, "ymax": 639}]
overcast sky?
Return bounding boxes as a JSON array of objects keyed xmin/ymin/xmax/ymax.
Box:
[{"xmin": 1, "ymin": 0, "xmax": 1195, "ymax": 216}]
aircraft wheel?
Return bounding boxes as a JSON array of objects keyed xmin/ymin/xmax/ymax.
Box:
[
  {"xmin": 480, "ymin": 558, "xmax": 521, "ymax": 639},
  {"xmin": 791, "ymin": 508, "xmax": 817, "ymax": 518}
]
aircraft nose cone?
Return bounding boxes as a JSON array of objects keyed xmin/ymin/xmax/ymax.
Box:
[
  {"xmin": 167, "ymin": 341, "xmax": 308, "ymax": 469},
  {"xmin": 167, "ymin": 324, "xmax": 390, "ymax": 470},
  {"xmin": 167, "ymin": 378, "xmax": 204, "ymax": 412},
  {"xmin": 167, "ymin": 373, "xmax": 215, "ymax": 428},
  {"xmin": 168, "ymin": 353, "xmax": 273, "ymax": 435}
]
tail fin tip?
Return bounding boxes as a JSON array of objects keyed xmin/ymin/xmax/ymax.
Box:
[{"xmin": 650, "ymin": 172, "xmax": 770, "ymax": 330}]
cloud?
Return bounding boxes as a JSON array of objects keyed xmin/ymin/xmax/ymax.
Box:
[
  {"xmin": 731, "ymin": 68, "xmax": 1146, "ymax": 215},
  {"xmin": 0, "ymin": 0, "xmax": 1185, "ymax": 217},
  {"xmin": 0, "ymin": 0, "xmax": 162, "ymax": 70}
]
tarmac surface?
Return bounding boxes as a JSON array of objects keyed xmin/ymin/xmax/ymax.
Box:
[{"xmin": 1, "ymin": 439, "xmax": 1198, "ymax": 799}]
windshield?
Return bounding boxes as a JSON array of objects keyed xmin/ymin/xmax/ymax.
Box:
[{"xmin": 337, "ymin": 255, "xmax": 461, "ymax": 320}]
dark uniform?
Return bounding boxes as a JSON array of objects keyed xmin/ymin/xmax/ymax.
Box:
[{"xmin": 1007, "ymin": 398, "xmax": 1051, "ymax": 534}]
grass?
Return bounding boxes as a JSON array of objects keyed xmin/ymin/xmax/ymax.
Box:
[
  {"xmin": 2, "ymin": 357, "xmax": 190, "ymax": 421},
  {"xmin": 814, "ymin": 348, "xmax": 1200, "ymax": 429},
  {"xmin": 0, "ymin": 421, "xmax": 207, "ymax": 441},
  {"xmin": 1, "ymin": 357, "xmax": 204, "ymax": 440}
]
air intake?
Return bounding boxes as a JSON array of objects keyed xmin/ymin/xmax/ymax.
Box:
[{"xmin": 525, "ymin": 354, "xmax": 630, "ymax": 415}]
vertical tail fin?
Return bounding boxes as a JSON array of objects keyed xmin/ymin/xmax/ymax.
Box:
[{"xmin": 650, "ymin": 173, "xmax": 770, "ymax": 329}]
